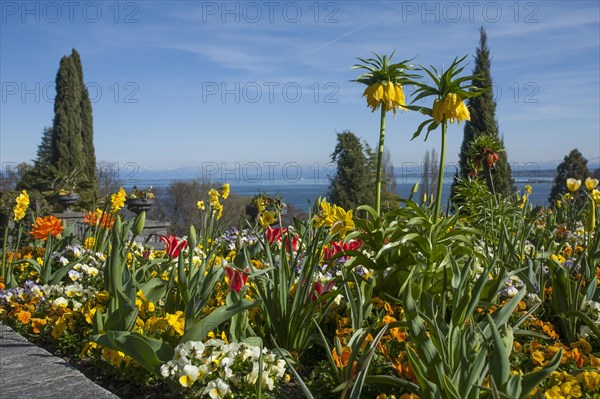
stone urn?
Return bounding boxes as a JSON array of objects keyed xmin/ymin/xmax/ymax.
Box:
[
  {"xmin": 56, "ymin": 193, "xmax": 80, "ymax": 212},
  {"xmin": 126, "ymin": 198, "xmax": 154, "ymax": 215}
]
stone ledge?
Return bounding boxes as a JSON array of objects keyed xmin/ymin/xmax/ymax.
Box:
[{"xmin": 0, "ymin": 322, "xmax": 119, "ymax": 399}]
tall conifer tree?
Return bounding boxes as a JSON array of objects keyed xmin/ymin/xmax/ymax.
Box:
[
  {"xmin": 328, "ymin": 131, "xmax": 374, "ymax": 210},
  {"xmin": 50, "ymin": 49, "xmax": 98, "ymax": 199},
  {"xmin": 548, "ymin": 149, "xmax": 591, "ymax": 205},
  {"xmin": 454, "ymin": 27, "xmax": 514, "ymax": 197}
]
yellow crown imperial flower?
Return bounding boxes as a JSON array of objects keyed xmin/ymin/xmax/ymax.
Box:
[
  {"xmin": 566, "ymin": 178, "xmax": 582, "ymax": 192},
  {"xmin": 432, "ymin": 93, "xmax": 470, "ymax": 124},
  {"xmin": 363, "ymin": 82, "xmax": 406, "ymax": 115},
  {"xmin": 585, "ymin": 177, "xmax": 599, "ymax": 191}
]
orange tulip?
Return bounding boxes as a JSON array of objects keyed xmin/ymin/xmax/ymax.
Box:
[{"xmin": 31, "ymin": 215, "xmax": 64, "ymax": 240}]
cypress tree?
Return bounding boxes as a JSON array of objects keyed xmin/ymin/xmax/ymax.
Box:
[
  {"xmin": 328, "ymin": 131, "xmax": 374, "ymax": 210},
  {"xmin": 454, "ymin": 27, "xmax": 514, "ymax": 198},
  {"xmin": 50, "ymin": 49, "xmax": 98, "ymax": 200},
  {"xmin": 548, "ymin": 149, "xmax": 591, "ymax": 205},
  {"xmin": 35, "ymin": 127, "xmax": 53, "ymax": 167}
]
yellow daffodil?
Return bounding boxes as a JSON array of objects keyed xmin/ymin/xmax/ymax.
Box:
[
  {"xmin": 566, "ymin": 178, "xmax": 582, "ymax": 192},
  {"xmin": 197, "ymin": 200, "xmax": 205, "ymax": 211},
  {"xmin": 13, "ymin": 190, "xmax": 29, "ymax": 221},
  {"xmin": 110, "ymin": 187, "xmax": 126, "ymax": 213},
  {"xmin": 329, "ymin": 207, "xmax": 355, "ymax": 238},
  {"xmin": 208, "ymin": 188, "xmax": 220, "ymax": 206},
  {"xmin": 525, "ymin": 185, "xmax": 532, "ymax": 195},
  {"xmin": 214, "ymin": 203, "xmax": 223, "ymax": 220},
  {"xmin": 585, "ymin": 177, "xmax": 599, "ymax": 190},
  {"xmin": 592, "ymin": 189, "xmax": 600, "ymax": 206},
  {"xmin": 221, "ymin": 183, "xmax": 230, "ymax": 200},
  {"xmin": 258, "ymin": 210, "xmax": 275, "ymax": 228}
]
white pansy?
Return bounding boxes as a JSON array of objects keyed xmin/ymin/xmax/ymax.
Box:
[
  {"xmin": 53, "ymin": 297, "xmax": 69, "ymax": 308},
  {"xmin": 182, "ymin": 341, "xmax": 205, "ymax": 359},
  {"xmin": 206, "ymin": 378, "xmax": 230, "ymax": 399},
  {"xmin": 178, "ymin": 364, "xmax": 199, "ymax": 387}
]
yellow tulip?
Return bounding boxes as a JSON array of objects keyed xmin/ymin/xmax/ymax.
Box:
[
  {"xmin": 585, "ymin": 177, "xmax": 599, "ymax": 190},
  {"xmin": 566, "ymin": 178, "xmax": 582, "ymax": 192}
]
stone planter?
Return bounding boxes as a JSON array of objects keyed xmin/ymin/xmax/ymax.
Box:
[
  {"xmin": 126, "ymin": 198, "xmax": 154, "ymax": 215},
  {"xmin": 56, "ymin": 194, "xmax": 80, "ymax": 212}
]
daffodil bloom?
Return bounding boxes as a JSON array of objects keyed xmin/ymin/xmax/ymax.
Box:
[
  {"xmin": 208, "ymin": 188, "xmax": 220, "ymax": 207},
  {"xmin": 363, "ymin": 81, "xmax": 406, "ymax": 115},
  {"xmin": 592, "ymin": 189, "xmax": 600, "ymax": 206},
  {"xmin": 258, "ymin": 210, "xmax": 275, "ymax": 228},
  {"xmin": 566, "ymin": 178, "xmax": 582, "ymax": 192},
  {"xmin": 329, "ymin": 206, "xmax": 355, "ymax": 238},
  {"xmin": 197, "ymin": 200, "xmax": 205, "ymax": 210},
  {"xmin": 221, "ymin": 183, "xmax": 230, "ymax": 200},
  {"xmin": 432, "ymin": 93, "xmax": 470, "ymax": 124},
  {"xmin": 13, "ymin": 190, "xmax": 29, "ymax": 221},
  {"xmin": 110, "ymin": 187, "xmax": 126, "ymax": 213},
  {"xmin": 585, "ymin": 177, "xmax": 599, "ymax": 190}
]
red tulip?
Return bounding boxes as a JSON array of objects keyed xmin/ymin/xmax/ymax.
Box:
[
  {"xmin": 266, "ymin": 226, "xmax": 299, "ymax": 252},
  {"xmin": 266, "ymin": 226, "xmax": 283, "ymax": 244},
  {"xmin": 285, "ymin": 236, "xmax": 300, "ymax": 252},
  {"xmin": 225, "ymin": 265, "xmax": 248, "ymax": 293},
  {"xmin": 160, "ymin": 234, "xmax": 188, "ymax": 259},
  {"xmin": 312, "ymin": 280, "xmax": 336, "ymax": 302},
  {"xmin": 323, "ymin": 240, "xmax": 362, "ymax": 261}
]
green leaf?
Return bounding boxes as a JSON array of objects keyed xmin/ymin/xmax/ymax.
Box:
[
  {"xmin": 91, "ymin": 331, "xmax": 174, "ymax": 374},
  {"xmin": 181, "ymin": 299, "xmax": 256, "ymax": 342}
]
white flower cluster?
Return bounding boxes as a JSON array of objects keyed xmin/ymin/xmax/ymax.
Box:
[
  {"xmin": 579, "ymin": 298, "xmax": 600, "ymax": 338},
  {"xmin": 42, "ymin": 282, "xmax": 98, "ymax": 311},
  {"xmin": 499, "ymin": 275, "xmax": 525, "ymax": 298},
  {"xmin": 160, "ymin": 339, "xmax": 287, "ymax": 398}
]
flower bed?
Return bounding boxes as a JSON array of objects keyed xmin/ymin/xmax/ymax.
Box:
[
  {"xmin": 1, "ymin": 180, "xmax": 599, "ymax": 399},
  {"xmin": 2, "ymin": 53, "xmax": 600, "ymax": 398}
]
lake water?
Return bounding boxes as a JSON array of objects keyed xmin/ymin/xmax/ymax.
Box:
[{"xmin": 131, "ymin": 177, "xmax": 554, "ymax": 211}]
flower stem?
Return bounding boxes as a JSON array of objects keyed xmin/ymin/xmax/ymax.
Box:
[
  {"xmin": 433, "ymin": 121, "xmax": 447, "ymax": 221},
  {"xmin": 375, "ymin": 107, "xmax": 387, "ymax": 215}
]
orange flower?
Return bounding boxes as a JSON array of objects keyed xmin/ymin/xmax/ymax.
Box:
[
  {"xmin": 531, "ymin": 350, "xmax": 546, "ymax": 366},
  {"xmin": 17, "ymin": 310, "xmax": 31, "ymax": 324},
  {"xmin": 83, "ymin": 209, "xmax": 114, "ymax": 229},
  {"xmin": 31, "ymin": 318, "xmax": 47, "ymax": 333},
  {"xmin": 31, "ymin": 215, "xmax": 64, "ymax": 240},
  {"xmin": 332, "ymin": 346, "xmax": 352, "ymax": 368}
]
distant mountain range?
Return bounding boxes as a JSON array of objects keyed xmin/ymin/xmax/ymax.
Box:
[{"xmin": 125, "ymin": 157, "xmax": 599, "ymax": 184}]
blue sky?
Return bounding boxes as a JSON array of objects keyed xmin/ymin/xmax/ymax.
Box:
[{"xmin": 1, "ymin": 1, "xmax": 599, "ymax": 179}]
